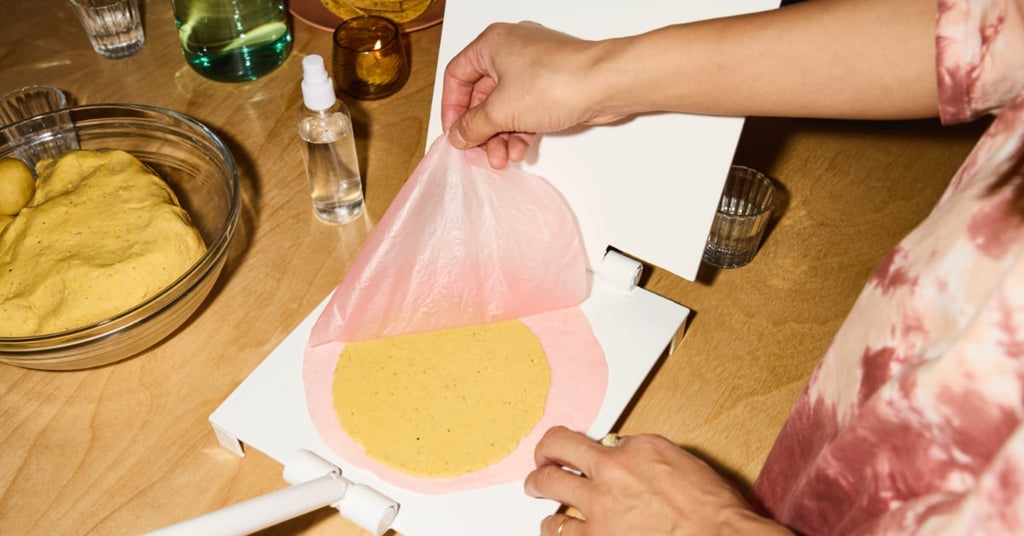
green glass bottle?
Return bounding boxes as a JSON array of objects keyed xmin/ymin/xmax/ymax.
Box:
[{"xmin": 171, "ymin": 0, "xmax": 293, "ymax": 83}]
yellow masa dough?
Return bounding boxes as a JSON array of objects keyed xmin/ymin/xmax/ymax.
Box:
[
  {"xmin": 0, "ymin": 149, "xmax": 206, "ymax": 336},
  {"xmin": 333, "ymin": 319, "xmax": 550, "ymax": 478},
  {"xmin": 0, "ymin": 157, "xmax": 35, "ymax": 216}
]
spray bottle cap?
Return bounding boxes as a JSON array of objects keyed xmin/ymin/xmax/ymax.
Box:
[{"xmin": 301, "ymin": 55, "xmax": 337, "ymax": 111}]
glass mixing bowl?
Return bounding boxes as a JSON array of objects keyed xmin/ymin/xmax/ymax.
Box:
[{"xmin": 0, "ymin": 104, "xmax": 240, "ymax": 370}]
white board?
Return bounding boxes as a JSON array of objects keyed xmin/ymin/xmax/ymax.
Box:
[{"xmin": 426, "ymin": 0, "xmax": 779, "ymax": 280}]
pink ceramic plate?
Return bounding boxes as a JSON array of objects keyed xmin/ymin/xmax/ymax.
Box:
[{"xmin": 290, "ymin": 0, "xmax": 445, "ymax": 33}]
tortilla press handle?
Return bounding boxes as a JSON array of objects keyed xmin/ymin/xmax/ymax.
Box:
[
  {"xmin": 145, "ymin": 450, "xmax": 398, "ymax": 536},
  {"xmin": 286, "ymin": 450, "xmax": 400, "ymax": 535}
]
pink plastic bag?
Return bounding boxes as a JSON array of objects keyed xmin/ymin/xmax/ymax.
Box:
[{"xmin": 309, "ymin": 135, "xmax": 589, "ymax": 344}]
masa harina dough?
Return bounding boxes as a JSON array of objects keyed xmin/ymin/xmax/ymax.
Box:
[
  {"xmin": 0, "ymin": 149, "xmax": 206, "ymax": 336},
  {"xmin": 332, "ymin": 319, "xmax": 550, "ymax": 478}
]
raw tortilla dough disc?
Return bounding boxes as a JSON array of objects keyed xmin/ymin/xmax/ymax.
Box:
[
  {"xmin": 304, "ymin": 306, "xmax": 607, "ymax": 495},
  {"xmin": 332, "ymin": 319, "xmax": 550, "ymax": 478}
]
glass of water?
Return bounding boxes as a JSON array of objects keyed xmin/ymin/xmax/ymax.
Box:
[
  {"xmin": 68, "ymin": 0, "xmax": 145, "ymax": 59},
  {"xmin": 703, "ymin": 165, "xmax": 777, "ymax": 269}
]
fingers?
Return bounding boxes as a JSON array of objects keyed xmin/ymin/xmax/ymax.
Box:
[
  {"xmin": 484, "ymin": 132, "xmax": 510, "ymax": 169},
  {"xmin": 541, "ymin": 514, "xmax": 582, "ymax": 536},
  {"xmin": 449, "ymin": 96, "xmax": 511, "ymax": 152},
  {"xmin": 525, "ymin": 463, "xmax": 591, "ymax": 507},
  {"xmin": 524, "ymin": 426, "xmax": 612, "ymax": 510},
  {"xmin": 441, "ymin": 24, "xmax": 510, "ymax": 148},
  {"xmin": 442, "ymin": 69, "xmax": 499, "ymax": 149},
  {"xmin": 533, "ymin": 426, "xmax": 604, "ymax": 476},
  {"xmin": 439, "ymin": 30, "xmax": 491, "ymax": 136},
  {"xmin": 452, "ymin": 118, "xmax": 534, "ymax": 168},
  {"xmin": 439, "ymin": 74, "xmax": 475, "ymax": 139},
  {"xmin": 448, "ymin": 129, "xmax": 534, "ymax": 169},
  {"xmin": 506, "ymin": 133, "xmax": 534, "ymax": 163}
]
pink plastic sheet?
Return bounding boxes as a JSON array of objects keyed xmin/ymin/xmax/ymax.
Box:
[
  {"xmin": 304, "ymin": 136, "xmax": 608, "ymax": 494},
  {"xmin": 308, "ymin": 136, "xmax": 589, "ymax": 344}
]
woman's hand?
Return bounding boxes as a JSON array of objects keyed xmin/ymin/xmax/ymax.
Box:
[
  {"xmin": 524, "ymin": 426, "xmax": 792, "ymax": 536},
  {"xmin": 440, "ymin": 22, "xmax": 626, "ymax": 168}
]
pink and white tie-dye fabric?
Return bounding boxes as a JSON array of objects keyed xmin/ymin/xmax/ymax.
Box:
[{"xmin": 753, "ymin": 1, "xmax": 1024, "ymax": 534}]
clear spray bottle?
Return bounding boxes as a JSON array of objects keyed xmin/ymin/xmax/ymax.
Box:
[{"xmin": 298, "ymin": 54, "xmax": 364, "ymax": 224}]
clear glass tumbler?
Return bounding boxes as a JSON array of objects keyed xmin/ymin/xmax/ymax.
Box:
[
  {"xmin": 0, "ymin": 85, "xmax": 79, "ymax": 166},
  {"xmin": 703, "ymin": 165, "xmax": 776, "ymax": 269},
  {"xmin": 67, "ymin": 0, "xmax": 145, "ymax": 59}
]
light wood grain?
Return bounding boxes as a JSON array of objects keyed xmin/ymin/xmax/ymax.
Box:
[{"xmin": 0, "ymin": 2, "xmax": 987, "ymax": 534}]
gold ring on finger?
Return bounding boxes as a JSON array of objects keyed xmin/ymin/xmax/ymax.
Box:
[{"xmin": 600, "ymin": 432, "xmax": 622, "ymax": 447}]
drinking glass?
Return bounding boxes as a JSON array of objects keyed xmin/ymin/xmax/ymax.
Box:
[
  {"xmin": 332, "ymin": 16, "xmax": 409, "ymax": 100},
  {"xmin": 0, "ymin": 85, "xmax": 78, "ymax": 166},
  {"xmin": 68, "ymin": 0, "xmax": 145, "ymax": 59},
  {"xmin": 703, "ymin": 165, "xmax": 776, "ymax": 268}
]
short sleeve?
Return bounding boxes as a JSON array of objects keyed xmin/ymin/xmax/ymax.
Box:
[{"xmin": 936, "ymin": 0, "xmax": 1024, "ymax": 123}]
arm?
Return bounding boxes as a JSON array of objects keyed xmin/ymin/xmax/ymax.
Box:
[
  {"xmin": 596, "ymin": 0, "xmax": 938, "ymax": 120},
  {"xmin": 442, "ymin": 0, "xmax": 938, "ymax": 167},
  {"xmin": 523, "ymin": 426, "xmax": 793, "ymax": 536}
]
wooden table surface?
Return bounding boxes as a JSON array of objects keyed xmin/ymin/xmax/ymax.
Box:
[{"xmin": 0, "ymin": 2, "xmax": 989, "ymax": 534}]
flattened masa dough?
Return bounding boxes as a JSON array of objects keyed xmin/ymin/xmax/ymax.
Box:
[
  {"xmin": 333, "ymin": 319, "xmax": 550, "ymax": 478},
  {"xmin": 0, "ymin": 150, "xmax": 206, "ymax": 336}
]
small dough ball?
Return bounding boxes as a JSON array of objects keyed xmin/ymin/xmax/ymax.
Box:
[{"xmin": 0, "ymin": 157, "xmax": 34, "ymax": 215}]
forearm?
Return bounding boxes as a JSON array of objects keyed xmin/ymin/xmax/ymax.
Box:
[{"xmin": 587, "ymin": 0, "xmax": 939, "ymax": 120}]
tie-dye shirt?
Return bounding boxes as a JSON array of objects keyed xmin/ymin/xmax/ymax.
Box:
[{"xmin": 752, "ymin": 0, "xmax": 1024, "ymax": 534}]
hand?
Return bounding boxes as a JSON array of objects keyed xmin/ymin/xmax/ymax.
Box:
[
  {"xmin": 440, "ymin": 22, "xmax": 627, "ymax": 168},
  {"xmin": 524, "ymin": 426, "xmax": 791, "ymax": 536}
]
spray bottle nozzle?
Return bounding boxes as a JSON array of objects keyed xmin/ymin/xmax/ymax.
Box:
[
  {"xmin": 302, "ymin": 55, "xmax": 330, "ymax": 83},
  {"xmin": 301, "ymin": 55, "xmax": 337, "ymax": 111}
]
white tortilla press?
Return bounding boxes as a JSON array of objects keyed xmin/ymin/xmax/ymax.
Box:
[{"xmin": 153, "ymin": 0, "xmax": 778, "ymax": 534}]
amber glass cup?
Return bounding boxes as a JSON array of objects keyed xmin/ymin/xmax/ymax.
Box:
[{"xmin": 332, "ymin": 16, "xmax": 410, "ymax": 100}]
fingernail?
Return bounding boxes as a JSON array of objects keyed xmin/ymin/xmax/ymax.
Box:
[
  {"xmin": 449, "ymin": 127, "xmax": 467, "ymax": 149},
  {"xmin": 523, "ymin": 477, "xmax": 539, "ymax": 497},
  {"xmin": 489, "ymin": 155, "xmax": 508, "ymax": 169}
]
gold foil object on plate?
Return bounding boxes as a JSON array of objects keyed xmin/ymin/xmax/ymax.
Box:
[{"xmin": 319, "ymin": 0, "xmax": 433, "ymax": 23}]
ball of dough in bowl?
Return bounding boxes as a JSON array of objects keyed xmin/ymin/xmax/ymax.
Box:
[{"xmin": 0, "ymin": 157, "xmax": 34, "ymax": 216}]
